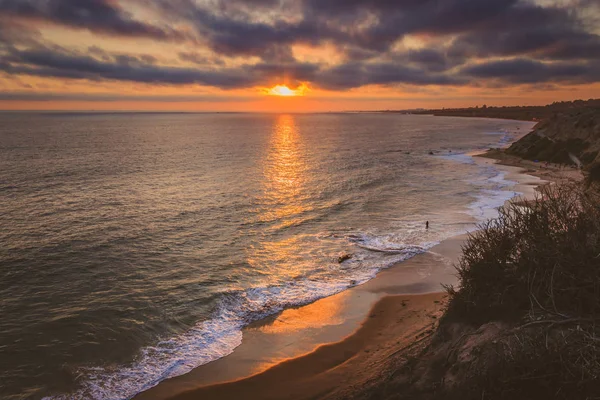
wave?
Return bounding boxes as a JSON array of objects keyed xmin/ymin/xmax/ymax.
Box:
[
  {"xmin": 468, "ymin": 167, "xmax": 519, "ymax": 220},
  {"xmin": 350, "ymin": 234, "xmax": 429, "ymax": 255},
  {"xmin": 439, "ymin": 150, "xmax": 521, "ymax": 222},
  {"xmin": 45, "ymin": 236, "xmax": 431, "ymax": 400}
]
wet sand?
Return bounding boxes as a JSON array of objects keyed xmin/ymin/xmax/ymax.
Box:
[
  {"xmin": 135, "ymin": 235, "xmax": 463, "ymax": 400},
  {"xmin": 135, "ymin": 154, "xmax": 551, "ymax": 400},
  {"xmin": 168, "ymin": 292, "xmax": 445, "ymax": 400}
]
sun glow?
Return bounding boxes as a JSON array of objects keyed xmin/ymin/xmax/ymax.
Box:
[{"xmin": 264, "ymin": 84, "xmax": 309, "ymax": 97}]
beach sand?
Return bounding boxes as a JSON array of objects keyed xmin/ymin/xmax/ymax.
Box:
[
  {"xmin": 166, "ymin": 292, "xmax": 445, "ymax": 400},
  {"xmin": 135, "ymin": 235, "xmax": 464, "ymax": 400},
  {"xmin": 135, "ymin": 151, "xmax": 562, "ymax": 400}
]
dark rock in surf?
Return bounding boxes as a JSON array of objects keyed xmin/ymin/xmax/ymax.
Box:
[{"xmin": 338, "ymin": 254, "xmax": 352, "ymax": 263}]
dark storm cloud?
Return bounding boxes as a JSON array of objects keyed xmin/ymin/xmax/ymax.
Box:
[
  {"xmin": 343, "ymin": 0, "xmax": 520, "ymax": 49},
  {"xmin": 450, "ymin": 28, "xmax": 600, "ymax": 61},
  {"xmin": 0, "ymin": 91, "xmax": 252, "ymax": 102},
  {"xmin": 172, "ymin": 5, "xmax": 329, "ymax": 60},
  {"xmin": 447, "ymin": 2, "xmax": 600, "ymax": 62},
  {"xmin": 152, "ymin": 0, "xmax": 521, "ymax": 55},
  {"xmin": 461, "ymin": 59, "xmax": 600, "ymax": 85},
  {"xmin": 402, "ymin": 49, "xmax": 457, "ymax": 73},
  {"xmin": 178, "ymin": 52, "xmax": 225, "ymax": 67},
  {"xmin": 0, "ymin": 0, "xmax": 183, "ymax": 40},
  {"xmin": 313, "ymin": 61, "xmax": 465, "ymax": 90},
  {"xmin": 2, "ymin": 48, "xmax": 254, "ymax": 87},
  {"xmin": 1, "ymin": 44, "xmax": 467, "ymax": 90},
  {"xmin": 1, "ymin": 46, "xmax": 324, "ymax": 88},
  {"xmin": 147, "ymin": 0, "xmax": 600, "ymax": 68}
]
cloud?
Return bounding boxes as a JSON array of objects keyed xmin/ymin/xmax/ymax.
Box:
[
  {"xmin": 447, "ymin": 2, "xmax": 600, "ymax": 61},
  {"xmin": 1, "ymin": 44, "xmax": 327, "ymax": 88},
  {"xmin": 2, "ymin": 44, "xmax": 467, "ymax": 90},
  {"xmin": 0, "ymin": 0, "xmax": 184, "ymax": 40},
  {"xmin": 145, "ymin": 0, "xmax": 600, "ymax": 68},
  {"xmin": 2, "ymin": 48, "xmax": 259, "ymax": 87},
  {"xmin": 313, "ymin": 62, "xmax": 464, "ymax": 90},
  {"xmin": 0, "ymin": 0, "xmax": 599, "ymax": 92},
  {"xmin": 461, "ymin": 59, "xmax": 600, "ymax": 85},
  {"xmin": 0, "ymin": 91, "xmax": 253, "ymax": 102}
]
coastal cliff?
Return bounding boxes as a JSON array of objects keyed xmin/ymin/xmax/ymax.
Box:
[{"xmin": 506, "ymin": 100, "xmax": 600, "ymax": 181}]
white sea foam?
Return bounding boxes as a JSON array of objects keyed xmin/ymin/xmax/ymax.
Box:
[
  {"xmin": 440, "ymin": 149, "xmax": 521, "ymax": 222},
  {"xmin": 468, "ymin": 167, "xmax": 519, "ymax": 220},
  {"xmin": 45, "ymin": 243, "xmax": 429, "ymax": 400}
]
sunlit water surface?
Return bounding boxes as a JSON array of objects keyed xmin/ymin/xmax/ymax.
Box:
[{"xmin": 0, "ymin": 113, "xmax": 534, "ymax": 399}]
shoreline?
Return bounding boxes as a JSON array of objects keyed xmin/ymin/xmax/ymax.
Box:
[
  {"xmin": 166, "ymin": 292, "xmax": 447, "ymax": 400},
  {"xmin": 135, "ymin": 150, "xmax": 546, "ymax": 400},
  {"xmin": 135, "ymin": 235, "xmax": 466, "ymax": 400}
]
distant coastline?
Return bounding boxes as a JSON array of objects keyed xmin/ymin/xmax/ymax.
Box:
[{"xmin": 380, "ymin": 98, "xmax": 600, "ymax": 123}]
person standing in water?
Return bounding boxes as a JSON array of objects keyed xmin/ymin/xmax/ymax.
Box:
[{"xmin": 426, "ymin": 221, "xmax": 429, "ymax": 229}]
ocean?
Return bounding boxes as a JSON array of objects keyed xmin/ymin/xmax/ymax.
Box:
[{"xmin": 0, "ymin": 112, "xmax": 534, "ymax": 399}]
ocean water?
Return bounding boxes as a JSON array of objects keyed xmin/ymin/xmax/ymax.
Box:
[{"xmin": 0, "ymin": 113, "xmax": 534, "ymax": 399}]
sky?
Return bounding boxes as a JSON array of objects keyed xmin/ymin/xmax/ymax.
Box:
[{"xmin": 0, "ymin": 0, "xmax": 599, "ymax": 112}]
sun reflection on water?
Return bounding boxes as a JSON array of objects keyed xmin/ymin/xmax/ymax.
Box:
[
  {"xmin": 261, "ymin": 114, "xmax": 312, "ymax": 224},
  {"xmin": 246, "ymin": 114, "xmax": 319, "ymax": 280}
]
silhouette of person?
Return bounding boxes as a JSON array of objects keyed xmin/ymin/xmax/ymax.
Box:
[{"xmin": 426, "ymin": 221, "xmax": 429, "ymax": 229}]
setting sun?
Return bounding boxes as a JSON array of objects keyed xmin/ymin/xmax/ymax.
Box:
[{"xmin": 264, "ymin": 84, "xmax": 309, "ymax": 97}]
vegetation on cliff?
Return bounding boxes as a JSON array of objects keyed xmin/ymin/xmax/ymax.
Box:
[
  {"xmin": 406, "ymin": 185, "xmax": 600, "ymax": 400},
  {"xmin": 506, "ymin": 101, "xmax": 600, "ymax": 182},
  {"xmin": 446, "ymin": 185, "xmax": 600, "ymax": 324}
]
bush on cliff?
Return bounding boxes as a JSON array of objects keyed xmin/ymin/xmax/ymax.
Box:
[
  {"xmin": 440, "ymin": 184, "xmax": 600, "ymax": 399},
  {"xmin": 446, "ymin": 184, "xmax": 600, "ymax": 323}
]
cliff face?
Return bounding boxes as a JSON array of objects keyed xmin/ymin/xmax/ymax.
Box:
[{"xmin": 507, "ymin": 102, "xmax": 600, "ymax": 180}]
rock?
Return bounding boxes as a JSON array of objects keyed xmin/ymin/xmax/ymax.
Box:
[{"xmin": 338, "ymin": 253, "xmax": 352, "ymax": 263}]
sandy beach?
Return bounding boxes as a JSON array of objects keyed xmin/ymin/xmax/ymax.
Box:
[
  {"xmin": 135, "ymin": 235, "xmax": 464, "ymax": 400},
  {"xmin": 167, "ymin": 292, "xmax": 446, "ymax": 400}
]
